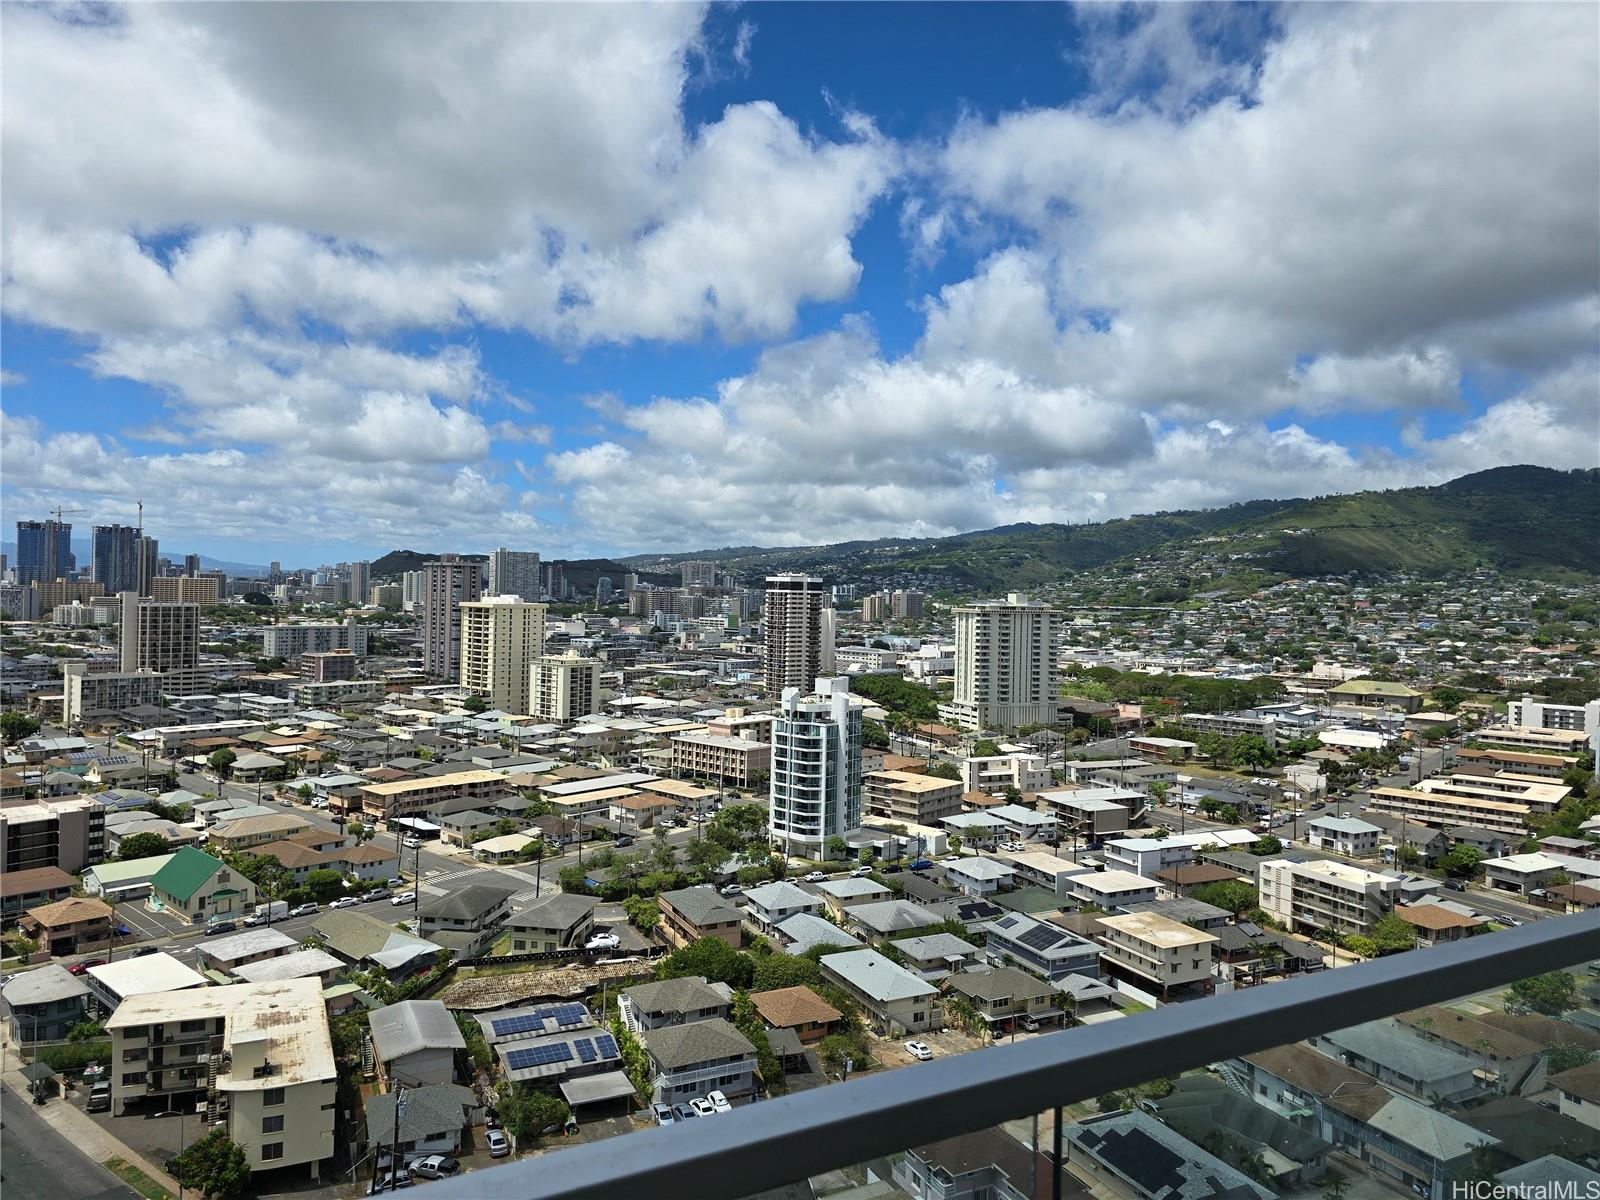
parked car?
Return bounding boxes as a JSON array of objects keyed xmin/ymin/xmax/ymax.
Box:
[
  {"xmin": 485, "ymin": 1129, "xmax": 510, "ymax": 1158},
  {"xmin": 409, "ymin": 1155, "xmax": 459, "ymax": 1179},
  {"xmin": 287, "ymin": 903, "xmax": 319, "ymax": 917},
  {"xmin": 403, "ymin": 837, "xmax": 421, "ymax": 849},
  {"xmin": 1444, "ymin": 879, "xmax": 1468, "ymax": 892},
  {"xmin": 86, "ymin": 1082, "xmax": 112, "ymax": 1112},
  {"xmin": 707, "ymin": 1090, "xmax": 732, "ymax": 1113},
  {"xmin": 386, "ymin": 877, "xmax": 405, "ymax": 888},
  {"xmin": 612, "ymin": 835, "xmax": 634, "ymax": 847},
  {"xmin": 329, "ymin": 896, "xmax": 360, "ymax": 910},
  {"xmin": 689, "ymin": 1097, "xmax": 716, "ymax": 1118},
  {"xmin": 132, "ymin": 945, "xmax": 162, "ymax": 957},
  {"xmin": 850, "ymin": 866, "xmax": 874, "ymax": 877},
  {"xmin": 204, "ymin": 921, "xmax": 238, "ymax": 936},
  {"xmin": 584, "ymin": 931, "xmax": 621, "ymax": 951},
  {"xmin": 904, "ymin": 1041, "xmax": 933, "ymax": 1061},
  {"xmin": 391, "ymin": 891, "xmax": 416, "ymax": 906},
  {"xmin": 652, "ymin": 1103, "xmax": 675, "ymax": 1127},
  {"xmin": 672, "ymin": 1103, "xmax": 697, "ymax": 1121},
  {"xmin": 113, "ymin": 924, "xmax": 133, "ymax": 936},
  {"xmin": 371, "ymin": 1166, "xmax": 413, "ymax": 1192},
  {"xmin": 365, "ymin": 888, "xmax": 391, "ymax": 902},
  {"xmin": 241, "ymin": 912, "xmax": 267, "ymax": 927},
  {"xmin": 908, "ymin": 859, "xmax": 934, "ymax": 871},
  {"xmin": 803, "ymin": 871, "xmax": 828, "ymax": 883},
  {"xmin": 718, "ymin": 883, "xmax": 743, "ymax": 897}
]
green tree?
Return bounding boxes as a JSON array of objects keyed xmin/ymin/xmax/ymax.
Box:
[
  {"xmin": 655, "ymin": 937, "xmax": 755, "ymax": 989},
  {"xmin": 622, "ymin": 894, "xmax": 660, "ymax": 932},
  {"xmin": 1440, "ymin": 845, "xmax": 1484, "ymax": 879},
  {"xmin": 972, "ymin": 739, "xmax": 1003, "ymax": 758},
  {"xmin": 1369, "ymin": 913, "xmax": 1416, "ymax": 954},
  {"xmin": 858, "ymin": 847, "xmax": 874, "ymax": 866},
  {"xmin": 497, "ymin": 1084, "xmax": 570, "ymax": 1142},
  {"xmin": 1545, "ymin": 1042, "xmax": 1596, "ymax": 1073},
  {"xmin": 463, "ymin": 695, "xmax": 489, "ymax": 714},
  {"xmin": 169, "ymin": 1128, "xmax": 250, "ymax": 1199},
  {"xmin": 861, "ymin": 718, "xmax": 890, "ymax": 750},
  {"xmin": 1250, "ymin": 835, "xmax": 1282, "ymax": 856},
  {"xmin": 824, "ymin": 835, "xmax": 849, "ymax": 861},
  {"xmin": 753, "ymin": 954, "xmax": 823, "ymax": 992},
  {"xmin": 1430, "ymin": 686, "xmax": 1468, "ymax": 713},
  {"xmin": 1507, "ymin": 971, "xmax": 1579, "ymax": 1016},
  {"xmin": 303, "ymin": 868, "xmax": 346, "ymax": 904},
  {"xmin": 927, "ymin": 762, "xmax": 961, "ymax": 781},
  {"xmin": 1192, "ymin": 880, "xmax": 1258, "ymax": 917},
  {"xmin": 454, "ymin": 1012, "xmax": 494, "ymax": 1074},
  {"xmin": 208, "ymin": 748, "xmax": 237, "ymax": 778},
  {"xmin": 116, "ymin": 832, "xmax": 172, "ymax": 861},
  {"xmin": 0, "ymin": 712, "xmax": 41, "ymax": 744}
]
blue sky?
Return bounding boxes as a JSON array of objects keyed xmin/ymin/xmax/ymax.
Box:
[{"xmin": 2, "ymin": 2, "xmax": 1596, "ymax": 569}]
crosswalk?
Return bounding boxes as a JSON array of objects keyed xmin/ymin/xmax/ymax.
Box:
[{"xmin": 420, "ymin": 864, "xmax": 547, "ymax": 897}]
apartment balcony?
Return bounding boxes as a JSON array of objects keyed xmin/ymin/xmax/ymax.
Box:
[{"xmin": 424, "ymin": 912, "xmax": 1599, "ymax": 1200}]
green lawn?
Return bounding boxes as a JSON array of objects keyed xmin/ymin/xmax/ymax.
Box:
[{"xmin": 102, "ymin": 1158, "xmax": 173, "ymax": 1200}]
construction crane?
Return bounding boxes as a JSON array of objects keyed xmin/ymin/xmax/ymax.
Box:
[{"xmin": 50, "ymin": 506, "xmax": 87, "ymax": 524}]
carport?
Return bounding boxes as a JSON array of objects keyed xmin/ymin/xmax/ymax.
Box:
[{"xmin": 559, "ymin": 1071, "xmax": 637, "ymax": 1119}]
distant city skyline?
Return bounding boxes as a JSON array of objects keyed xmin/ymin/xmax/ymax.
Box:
[{"xmin": 2, "ymin": 4, "xmax": 1596, "ymax": 565}]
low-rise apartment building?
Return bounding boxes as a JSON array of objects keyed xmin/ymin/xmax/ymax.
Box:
[
  {"xmin": 1066, "ymin": 869, "xmax": 1159, "ymax": 911},
  {"xmin": 106, "ymin": 978, "xmax": 336, "ymax": 1179},
  {"xmin": 1, "ymin": 793, "xmax": 106, "ymax": 873},
  {"xmin": 864, "ymin": 769, "xmax": 965, "ymax": 826},
  {"xmin": 355, "ymin": 769, "xmax": 508, "ymax": 821},
  {"xmin": 667, "ymin": 731, "xmax": 771, "ymax": 788},
  {"xmin": 1505, "ymin": 695, "xmax": 1600, "ymax": 756},
  {"xmin": 1259, "ymin": 857, "xmax": 1401, "ymax": 936},
  {"xmin": 1305, "ymin": 816, "xmax": 1383, "ymax": 858},
  {"xmin": 1367, "ymin": 770, "xmax": 1566, "ymax": 837},
  {"xmin": 960, "ymin": 754, "xmax": 1050, "ymax": 795},
  {"xmin": 742, "ymin": 881, "xmax": 823, "ymax": 933},
  {"xmin": 1474, "ymin": 725, "xmax": 1592, "ymax": 755},
  {"xmin": 1453, "ymin": 747, "xmax": 1576, "ymax": 779},
  {"xmin": 503, "ymin": 892, "xmax": 599, "ymax": 953},
  {"xmin": 1037, "ymin": 788, "xmax": 1145, "ymax": 842},
  {"xmin": 1095, "ymin": 911, "xmax": 1217, "ymax": 1000}
]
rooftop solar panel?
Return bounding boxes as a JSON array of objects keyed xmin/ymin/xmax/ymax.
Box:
[
  {"xmin": 594, "ymin": 1034, "xmax": 618, "ymax": 1057},
  {"xmin": 1019, "ymin": 924, "xmax": 1067, "ymax": 951},
  {"xmin": 574, "ymin": 1038, "xmax": 597, "ymax": 1063},
  {"xmin": 504, "ymin": 1043, "xmax": 574, "ymax": 1071}
]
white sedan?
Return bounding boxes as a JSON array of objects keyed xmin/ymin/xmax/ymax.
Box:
[
  {"xmin": 584, "ymin": 932, "xmax": 621, "ymax": 951},
  {"xmin": 390, "ymin": 891, "xmax": 417, "ymax": 906},
  {"xmin": 904, "ymin": 1041, "xmax": 934, "ymax": 1061}
]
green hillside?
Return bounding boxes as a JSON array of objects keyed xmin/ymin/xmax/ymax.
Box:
[
  {"xmin": 1242, "ymin": 466, "xmax": 1599, "ymax": 576},
  {"xmin": 621, "ymin": 466, "xmax": 1599, "ymax": 587}
]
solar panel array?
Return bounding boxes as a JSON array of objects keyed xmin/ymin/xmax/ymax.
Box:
[
  {"xmin": 994, "ymin": 913, "xmax": 1022, "ymax": 929},
  {"xmin": 1018, "ymin": 923, "xmax": 1067, "ymax": 952},
  {"xmin": 504, "ymin": 1043, "xmax": 575, "ymax": 1071},
  {"xmin": 594, "ymin": 1034, "xmax": 618, "ymax": 1057},
  {"xmin": 489, "ymin": 1003, "xmax": 589, "ymax": 1038}
]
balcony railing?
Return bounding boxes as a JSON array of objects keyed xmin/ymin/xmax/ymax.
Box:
[{"xmin": 425, "ymin": 912, "xmax": 1599, "ymax": 1200}]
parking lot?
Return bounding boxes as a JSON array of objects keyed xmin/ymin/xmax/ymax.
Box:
[{"xmin": 865, "ymin": 1024, "xmax": 988, "ymax": 1069}]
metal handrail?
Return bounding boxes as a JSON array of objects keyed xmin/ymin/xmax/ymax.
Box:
[{"xmin": 425, "ymin": 912, "xmax": 1600, "ymax": 1200}]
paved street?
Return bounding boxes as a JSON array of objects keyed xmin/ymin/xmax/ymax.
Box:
[{"xmin": 0, "ymin": 1082, "xmax": 140, "ymax": 1200}]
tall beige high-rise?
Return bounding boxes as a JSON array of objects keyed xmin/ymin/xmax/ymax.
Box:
[
  {"xmin": 459, "ymin": 596, "xmax": 546, "ymax": 714},
  {"xmin": 421, "ymin": 556, "xmax": 484, "ymax": 681},
  {"xmin": 529, "ymin": 651, "xmax": 603, "ymax": 722},
  {"xmin": 944, "ymin": 592, "xmax": 1061, "ymax": 731},
  {"xmin": 119, "ymin": 590, "xmax": 202, "ymax": 692},
  {"xmin": 763, "ymin": 573, "xmax": 825, "ymax": 697}
]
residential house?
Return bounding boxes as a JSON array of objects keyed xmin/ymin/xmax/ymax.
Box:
[
  {"xmin": 1065, "ymin": 869, "xmax": 1159, "ymax": 911},
  {"xmin": 1551, "ymin": 1062, "xmax": 1600, "ymax": 1133},
  {"xmin": 893, "ymin": 932, "xmax": 982, "ymax": 981},
  {"xmin": 208, "ymin": 812, "xmax": 312, "ymax": 852},
  {"xmin": 894, "ymin": 1128, "xmax": 1059, "ymax": 1200},
  {"xmin": 365, "ymin": 1084, "xmax": 479, "ymax": 1166},
  {"xmin": 415, "ymin": 883, "xmax": 517, "ymax": 956},
  {"xmin": 198, "ymin": 928, "xmax": 298, "ymax": 974},
  {"xmin": 369, "ymin": 1000, "xmax": 466, "ymax": 1087},
  {"xmin": 814, "ymin": 877, "xmax": 894, "ymax": 916},
  {"xmin": 987, "ymin": 804, "xmax": 1056, "ymax": 842},
  {"xmin": 1321, "ymin": 1086, "xmax": 1497, "ymax": 1200},
  {"xmin": 772, "ymin": 912, "xmax": 864, "ymax": 957},
  {"xmin": 943, "ymin": 966, "xmax": 1068, "ymax": 1036},
  {"xmin": 147, "ymin": 847, "xmax": 257, "ymax": 926},
  {"xmin": 657, "ymin": 886, "xmax": 741, "ymax": 950},
  {"xmin": 1311, "ymin": 1019, "xmax": 1484, "ymax": 1105},
  {"xmin": 1, "ymin": 963, "xmax": 92, "ymax": 1044},
  {"xmin": 619, "ymin": 976, "xmax": 732, "ymax": 1033},
  {"xmin": 1065, "ymin": 1111, "xmax": 1274, "ymax": 1200},
  {"xmin": 941, "ymin": 857, "xmax": 1014, "ymax": 898},
  {"xmin": 1395, "ymin": 903, "xmax": 1488, "ymax": 947},
  {"xmin": 748, "ymin": 986, "xmax": 842, "ymax": 1045},
  {"xmin": 19, "ymin": 896, "xmax": 113, "ymax": 956},
  {"xmin": 642, "ymin": 1018, "xmax": 758, "ymax": 1105},
  {"xmin": 742, "ymin": 882, "xmax": 823, "ymax": 934},
  {"xmin": 1395, "ymin": 1006, "xmax": 1546, "ymax": 1097},
  {"xmin": 980, "ymin": 911, "xmax": 1101, "ymax": 983},
  {"xmin": 820, "ymin": 948, "xmax": 941, "ymax": 1034},
  {"xmin": 503, "ymin": 892, "xmax": 600, "ymax": 953},
  {"xmin": 311, "ymin": 910, "xmax": 445, "ymax": 979}
]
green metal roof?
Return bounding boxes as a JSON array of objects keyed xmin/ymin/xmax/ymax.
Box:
[{"xmin": 150, "ymin": 846, "xmax": 226, "ymax": 902}]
